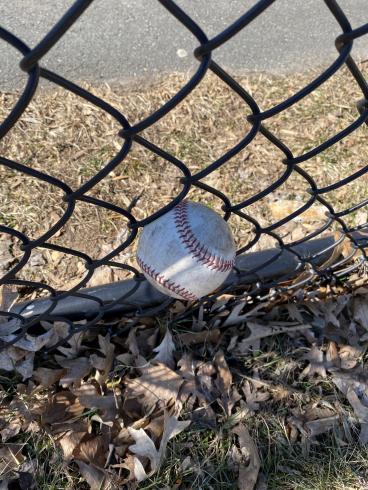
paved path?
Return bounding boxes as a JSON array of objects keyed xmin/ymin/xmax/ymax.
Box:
[{"xmin": 1, "ymin": 0, "xmax": 367, "ymax": 88}]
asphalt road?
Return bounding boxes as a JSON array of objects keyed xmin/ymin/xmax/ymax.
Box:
[{"xmin": 1, "ymin": 0, "xmax": 367, "ymax": 89}]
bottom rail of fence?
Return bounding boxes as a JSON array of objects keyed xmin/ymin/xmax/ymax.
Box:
[{"xmin": 9, "ymin": 231, "xmax": 366, "ymax": 322}]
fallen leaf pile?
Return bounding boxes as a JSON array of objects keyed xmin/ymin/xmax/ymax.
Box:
[{"xmin": 1, "ymin": 285, "xmax": 368, "ymax": 488}]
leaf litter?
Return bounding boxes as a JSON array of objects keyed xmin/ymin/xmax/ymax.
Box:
[{"xmin": 1, "ymin": 288, "xmax": 368, "ymax": 488}]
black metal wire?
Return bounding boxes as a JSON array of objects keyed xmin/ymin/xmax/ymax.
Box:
[{"xmin": 1, "ymin": 0, "xmax": 368, "ymax": 351}]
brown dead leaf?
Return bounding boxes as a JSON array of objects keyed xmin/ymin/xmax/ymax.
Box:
[
  {"xmin": 300, "ymin": 345, "xmax": 327, "ymax": 379},
  {"xmin": 115, "ymin": 352, "xmax": 134, "ymax": 367},
  {"xmin": 178, "ymin": 357, "xmax": 218, "ymax": 428},
  {"xmin": 304, "ymin": 416, "xmax": 340, "ymax": 438},
  {"xmin": 214, "ymin": 350, "xmax": 232, "ymax": 393},
  {"xmin": 353, "ymin": 296, "xmax": 368, "ymax": 331},
  {"xmin": 5, "ymin": 346, "xmax": 29, "ymax": 363},
  {"xmin": 270, "ymin": 199, "xmax": 326, "ymax": 223},
  {"xmin": 286, "ymin": 303, "xmax": 305, "ymax": 324},
  {"xmin": 111, "ymin": 453, "xmax": 137, "ymax": 483},
  {"xmin": 132, "ymin": 326, "xmax": 159, "ymax": 358},
  {"xmin": 0, "ymin": 348, "xmax": 35, "ymax": 380},
  {"xmin": 177, "ymin": 352, "xmax": 195, "ymax": 380},
  {"xmin": 74, "ymin": 435, "xmax": 109, "ymax": 468},
  {"xmin": 58, "ymin": 429, "xmax": 88, "ymax": 462},
  {"xmin": 0, "ymin": 420, "xmax": 22, "ymax": 442},
  {"xmin": 317, "ymin": 232, "xmax": 347, "ymax": 270},
  {"xmin": 49, "ymin": 419, "xmax": 88, "ymax": 438},
  {"xmin": 223, "ymin": 302, "xmax": 265, "ymax": 327},
  {"xmin": 128, "ymin": 427, "xmax": 159, "ymax": 480},
  {"xmin": 90, "ymin": 334, "xmax": 115, "ymax": 386},
  {"xmin": 15, "ymin": 352, "xmax": 35, "ymax": 381},
  {"xmin": 242, "ymin": 381, "xmax": 270, "ymax": 413},
  {"xmin": 86, "ymin": 265, "xmax": 114, "ymax": 288},
  {"xmin": 45, "ymin": 320, "xmax": 69, "ymax": 339},
  {"xmin": 125, "ymin": 363, "xmax": 184, "ymax": 412},
  {"xmin": 326, "ymin": 341, "xmax": 340, "ymax": 371},
  {"xmin": 55, "ymin": 356, "xmax": 92, "ymax": 387},
  {"xmin": 179, "ymin": 374, "xmax": 216, "ymax": 421},
  {"xmin": 288, "ymin": 408, "xmax": 339, "ymax": 443},
  {"xmin": 235, "ymin": 322, "xmax": 310, "ymax": 355},
  {"xmin": 333, "ymin": 375, "xmax": 368, "ymax": 443},
  {"xmin": 193, "ymin": 358, "xmax": 214, "ymax": 376},
  {"xmin": 232, "ymin": 424, "xmax": 260, "ymax": 490},
  {"xmin": 57, "ymin": 330, "xmax": 85, "ymax": 358},
  {"xmin": 197, "ymin": 361, "xmax": 217, "ymax": 378},
  {"xmin": 303, "ymin": 404, "xmax": 336, "ymax": 421},
  {"xmin": 128, "ymin": 412, "xmax": 190, "ymax": 482},
  {"xmin": 317, "ymin": 299, "xmax": 344, "ymax": 328},
  {"xmin": 41, "ymin": 391, "xmax": 84, "ymax": 426},
  {"xmin": 76, "ymin": 460, "xmax": 109, "ymax": 490},
  {"xmin": 196, "ymin": 363, "xmax": 216, "ymax": 403},
  {"xmin": 143, "ymin": 413, "xmax": 165, "ymax": 443},
  {"xmin": 1, "ymin": 329, "xmax": 57, "ymax": 351},
  {"xmin": 177, "ymin": 328, "xmax": 221, "ymax": 346},
  {"xmin": 152, "ymin": 329, "xmax": 175, "ymax": 368},
  {"xmin": 126, "ymin": 326, "xmax": 140, "ymax": 357},
  {"xmin": 32, "ymin": 367, "xmax": 65, "ymax": 388},
  {"xmin": 339, "ymin": 345, "xmax": 364, "ymax": 370},
  {"xmin": 214, "ymin": 350, "xmax": 234, "ymax": 415},
  {"xmin": 0, "ymin": 349, "xmax": 15, "ymax": 372},
  {"xmin": 0, "ymin": 443, "xmax": 25, "ymax": 476},
  {"xmin": 7, "ymin": 398, "xmax": 38, "ymax": 427},
  {"xmin": 158, "ymin": 411, "xmax": 190, "ymax": 464},
  {"xmin": 73, "ymin": 383, "xmax": 118, "ymax": 421}
]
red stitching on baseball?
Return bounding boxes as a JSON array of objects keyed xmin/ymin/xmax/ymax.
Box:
[
  {"xmin": 137, "ymin": 255, "xmax": 197, "ymax": 301},
  {"xmin": 174, "ymin": 201, "xmax": 234, "ymax": 273}
]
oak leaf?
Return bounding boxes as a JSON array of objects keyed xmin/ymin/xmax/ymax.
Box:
[
  {"xmin": 333, "ymin": 374, "xmax": 368, "ymax": 443},
  {"xmin": 353, "ymin": 297, "xmax": 368, "ymax": 331},
  {"xmin": 152, "ymin": 329, "xmax": 175, "ymax": 368},
  {"xmin": 128, "ymin": 412, "xmax": 190, "ymax": 482},
  {"xmin": 55, "ymin": 356, "xmax": 92, "ymax": 387},
  {"xmin": 90, "ymin": 334, "xmax": 115, "ymax": 386},
  {"xmin": 0, "ymin": 420, "xmax": 21, "ymax": 442},
  {"xmin": 1, "ymin": 329, "xmax": 57, "ymax": 352},
  {"xmin": 177, "ymin": 328, "xmax": 221, "ymax": 346},
  {"xmin": 300, "ymin": 345, "xmax": 327, "ymax": 379},
  {"xmin": 41, "ymin": 391, "xmax": 84, "ymax": 426},
  {"xmin": 57, "ymin": 330, "xmax": 85, "ymax": 358},
  {"xmin": 74, "ymin": 435, "xmax": 109, "ymax": 468},
  {"xmin": 232, "ymin": 424, "xmax": 260, "ymax": 490},
  {"xmin": 76, "ymin": 460, "xmax": 109, "ymax": 490},
  {"xmin": 32, "ymin": 367, "xmax": 65, "ymax": 388},
  {"xmin": 242, "ymin": 381, "xmax": 269, "ymax": 413},
  {"xmin": 304, "ymin": 416, "xmax": 339, "ymax": 438},
  {"xmin": 73, "ymin": 383, "xmax": 118, "ymax": 421},
  {"xmin": 58, "ymin": 430, "xmax": 87, "ymax": 462},
  {"xmin": 125, "ymin": 363, "xmax": 184, "ymax": 411}
]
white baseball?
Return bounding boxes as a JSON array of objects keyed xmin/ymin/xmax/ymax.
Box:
[{"xmin": 136, "ymin": 200, "xmax": 236, "ymax": 300}]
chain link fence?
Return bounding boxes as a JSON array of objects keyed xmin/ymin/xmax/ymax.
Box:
[{"xmin": 1, "ymin": 0, "xmax": 368, "ymax": 353}]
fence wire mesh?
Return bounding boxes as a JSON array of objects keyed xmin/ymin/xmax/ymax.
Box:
[{"xmin": 1, "ymin": 0, "xmax": 368, "ymax": 353}]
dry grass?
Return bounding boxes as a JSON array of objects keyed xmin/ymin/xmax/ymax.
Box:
[{"xmin": 1, "ymin": 64, "xmax": 368, "ymax": 291}]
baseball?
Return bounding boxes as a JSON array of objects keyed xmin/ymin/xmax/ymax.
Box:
[{"xmin": 136, "ymin": 200, "xmax": 236, "ymax": 300}]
